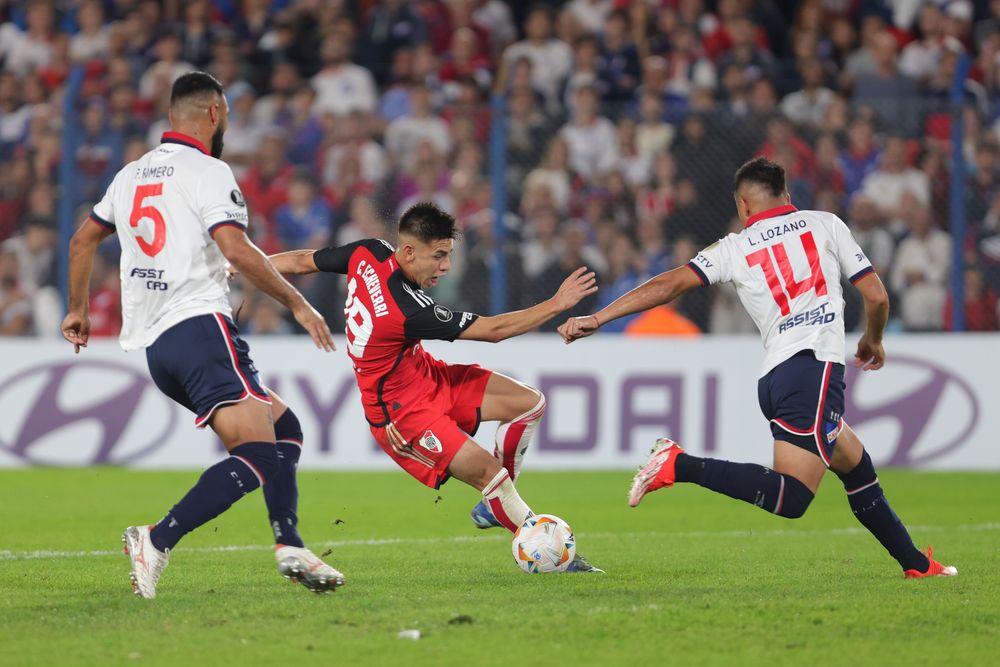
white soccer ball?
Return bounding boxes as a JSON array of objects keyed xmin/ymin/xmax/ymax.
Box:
[{"xmin": 511, "ymin": 514, "xmax": 576, "ymax": 574}]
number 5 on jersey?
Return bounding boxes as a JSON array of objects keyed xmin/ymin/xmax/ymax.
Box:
[
  {"xmin": 130, "ymin": 183, "xmax": 166, "ymax": 257},
  {"xmin": 745, "ymin": 231, "xmax": 828, "ymax": 316}
]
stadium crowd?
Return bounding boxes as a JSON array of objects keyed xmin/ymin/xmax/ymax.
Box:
[{"xmin": 2, "ymin": 0, "xmax": 1000, "ymax": 339}]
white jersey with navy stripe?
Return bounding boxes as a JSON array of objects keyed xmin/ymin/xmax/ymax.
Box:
[
  {"xmin": 687, "ymin": 205, "xmax": 873, "ymax": 376},
  {"xmin": 90, "ymin": 132, "xmax": 249, "ymax": 351}
]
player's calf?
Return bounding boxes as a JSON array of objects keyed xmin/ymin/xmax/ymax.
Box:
[
  {"xmin": 263, "ymin": 407, "xmax": 305, "ymax": 548},
  {"xmin": 678, "ymin": 453, "xmax": 815, "ymax": 519},
  {"xmin": 149, "ymin": 442, "xmax": 278, "ymax": 552},
  {"xmin": 493, "ymin": 391, "xmax": 545, "ymax": 482}
]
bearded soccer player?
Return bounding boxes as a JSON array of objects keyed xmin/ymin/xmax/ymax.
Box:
[
  {"xmin": 559, "ymin": 157, "xmax": 956, "ymax": 579},
  {"xmin": 266, "ymin": 202, "xmax": 603, "ymax": 572},
  {"xmin": 62, "ymin": 72, "xmax": 344, "ymax": 598}
]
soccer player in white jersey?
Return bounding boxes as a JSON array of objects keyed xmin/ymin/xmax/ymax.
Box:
[
  {"xmin": 559, "ymin": 157, "xmax": 957, "ymax": 578},
  {"xmin": 61, "ymin": 72, "xmax": 345, "ymax": 598}
]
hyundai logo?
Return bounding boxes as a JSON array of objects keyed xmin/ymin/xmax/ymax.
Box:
[
  {"xmin": 845, "ymin": 355, "xmax": 979, "ymax": 466},
  {"xmin": 0, "ymin": 360, "xmax": 176, "ymax": 465}
]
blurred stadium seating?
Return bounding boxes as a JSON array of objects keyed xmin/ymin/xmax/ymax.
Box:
[{"xmin": 2, "ymin": 0, "xmax": 999, "ymax": 339}]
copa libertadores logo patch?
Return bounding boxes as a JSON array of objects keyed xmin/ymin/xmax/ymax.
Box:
[
  {"xmin": 434, "ymin": 305, "xmax": 453, "ymax": 322},
  {"xmin": 230, "ymin": 189, "xmax": 246, "ymax": 207}
]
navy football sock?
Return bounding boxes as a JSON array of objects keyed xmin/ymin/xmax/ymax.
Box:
[
  {"xmin": 675, "ymin": 453, "xmax": 814, "ymax": 518},
  {"xmin": 263, "ymin": 409, "xmax": 305, "ymax": 548},
  {"xmin": 836, "ymin": 451, "xmax": 929, "ymax": 572},
  {"xmin": 150, "ymin": 442, "xmax": 277, "ymax": 552}
]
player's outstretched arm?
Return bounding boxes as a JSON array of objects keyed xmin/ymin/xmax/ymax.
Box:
[
  {"xmin": 852, "ymin": 272, "xmax": 889, "ymax": 371},
  {"xmin": 458, "ymin": 266, "xmax": 597, "ymax": 343},
  {"xmin": 61, "ymin": 218, "xmax": 114, "ymax": 353},
  {"xmin": 214, "ymin": 227, "xmax": 336, "ymax": 352},
  {"xmin": 265, "ymin": 249, "xmax": 320, "ymax": 275},
  {"xmin": 558, "ymin": 265, "xmax": 702, "ymax": 343}
]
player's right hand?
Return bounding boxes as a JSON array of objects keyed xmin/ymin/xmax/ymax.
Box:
[
  {"xmin": 853, "ymin": 335, "xmax": 884, "ymax": 371},
  {"xmin": 552, "ymin": 266, "xmax": 598, "ymax": 311},
  {"xmin": 61, "ymin": 311, "xmax": 90, "ymax": 354},
  {"xmin": 293, "ymin": 303, "xmax": 337, "ymax": 352},
  {"xmin": 557, "ymin": 315, "xmax": 600, "ymax": 344}
]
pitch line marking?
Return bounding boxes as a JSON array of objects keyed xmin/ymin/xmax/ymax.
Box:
[{"xmin": 1, "ymin": 522, "xmax": 996, "ymax": 563}]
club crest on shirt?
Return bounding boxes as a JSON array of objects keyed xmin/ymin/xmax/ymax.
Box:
[
  {"xmin": 418, "ymin": 430, "xmax": 442, "ymax": 453},
  {"xmin": 230, "ymin": 189, "xmax": 246, "ymax": 207},
  {"xmin": 434, "ymin": 305, "xmax": 453, "ymax": 322}
]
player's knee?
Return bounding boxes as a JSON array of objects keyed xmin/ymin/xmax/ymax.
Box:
[
  {"xmin": 274, "ymin": 407, "xmax": 304, "ymax": 443},
  {"xmin": 229, "ymin": 441, "xmax": 279, "ymax": 484},
  {"xmin": 776, "ymin": 475, "xmax": 815, "ymax": 519}
]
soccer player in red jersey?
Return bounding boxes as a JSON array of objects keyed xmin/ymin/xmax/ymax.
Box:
[{"xmin": 268, "ymin": 202, "xmax": 603, "ymax": 571}]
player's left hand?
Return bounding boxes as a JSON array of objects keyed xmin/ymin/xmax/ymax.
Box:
[
  {"xmin": 61, "ymin": 311, "xmax": 91, "ymax": 354},
  {"xmin": 552, "ymin": 266, "xmax": 598, "ymax": 311},
  {"xmin": 557, "ymin": 315, "xmax": 600, "ymax": 344},
  {"xmin": 226, "ymin": 263, "xmax": 239, "ymax": 281},
  {"xmin": 853, "ymin": 335, "xmax": 885, "ymax": 371}
]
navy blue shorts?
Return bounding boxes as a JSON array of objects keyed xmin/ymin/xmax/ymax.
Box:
[
  {"xmin": 757, "ymin": 350, "xmax": 845, "ymax": 466},
  {"xmin": 145, "ymin": 313, "xmax": 270, "ymax": 428}
]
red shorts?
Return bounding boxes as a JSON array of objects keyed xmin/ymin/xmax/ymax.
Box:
[{"xmin": 371, "ymin": 363, "xmax": 493, "ymax": 488}]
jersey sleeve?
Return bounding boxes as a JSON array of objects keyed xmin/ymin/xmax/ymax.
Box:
[
  {"xmin": 403, "ymin": 301, "xmax": 479, "ymax": 342},
  {"xmin": 831, "ymin": 215, "xmax": 875, "ymax": 284},
  {"xmin": 89, "ymin": 174, "xmax": 118, "ymax": 232},
  {"xmin": 687, "ymin": 237, "xmax": 735, "ymax": 286},
  {"xmin": 198, "ymin": 161, "xmax": 250, "ymax": 237},
  {"xmin": 313, "ymin": 239, "xmax": 394, "ymax": 274}
]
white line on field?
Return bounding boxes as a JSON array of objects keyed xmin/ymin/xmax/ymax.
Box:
[{"xmin": 1, "ymin": 522, "xmax": 996, "ymax": 563}]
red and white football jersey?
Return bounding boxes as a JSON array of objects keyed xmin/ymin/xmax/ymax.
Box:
[
  {"xmin": 312, "ymin": 239, "xmax": 479, "ymax": 427},
  {"xmin": 687, "ymin": 205, "xmax": 873, "ymax": 375},
  {"xmin": 89, "ymin": 132, "xmax": 249, "ymax": 350}
]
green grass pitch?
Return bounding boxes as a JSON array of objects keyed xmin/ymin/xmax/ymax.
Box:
[{"xmin": 1, "ymin": 468, "xmax": 998, "ymax": 666}]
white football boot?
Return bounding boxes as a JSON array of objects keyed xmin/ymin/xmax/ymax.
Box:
[
  {"xmin": 122, "ymin": 525, "xmax": 170, "ymax": 599},
  {"xmin": 275, "ymin": 544, "xmax": 346, "ymax": 593}
]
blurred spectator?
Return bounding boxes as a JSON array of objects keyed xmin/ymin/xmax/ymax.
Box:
[
  {"xmin": 861, "ymin": 135, "xmax": 930, "ymax": 235},
  {"xmin": 69, "ymin": 0, "xmax": 110, "ymax": 63},
  {"xmin": 635, "ymin": 91, "xmax": 674, "ymax": 156},
  {"xmin": 616, "ymin": 119, "xmax": 650, "ymax": 188},
  {"xmin": 179, "ymin": 0, "xmax": 217, "ymax": 69},
  {"xmin": 596, "ymin": 233, "xmax": 643, "ymax": 333},
  {"xmin": 567, "ymin": 0, "xmax": 611, "ymax": 35},
  {"xmin": 563, "ymin": 34, "xmax": 606, "ymax": 108},
  {"xmin": 524, "ymin": 136, "xmax": 572, "ymax": 215},
  {"xmin": 323, "ymin": 111, "xmax": 387, "ymax": 192},
  {"xmin": 0, "ymin": 0, "xmax": 56, "ymax": 77},
  {"xmin": 559, "ymin": 84, "xmax": 618, "ymax": 182},
  {"xmin": 139, "ymin": 31, "xmax": 195, "ymax": 103},
  {"xmin": 533, "ymin": 220, "xmax": 599, "ymax": 331},
  {"xmin": 852, "ymin": 31, "xmax": 919, "ymax": 135},
  {"xmin": 273, "ymin": 170, "xmax": 333, "ymax": 250},
  {"xmin": 899, "ymin": 3, "xmax": 945, "ymax": 84},
  {"xmin": 397, "ymin": 160, "xmax": 454, "ymax": 217},
  {"xmin": 501, "ymin": 5, "xmax": 572, "ymax": 113},
  {"xmin": 520, "ymin": 206, "xmax": 563, "ymax": 281},
  {"xmin": 716, "ymin": 15, "xmax": 777, "ymax": 85},
  {"xmin": 0, "ymin": 247, "xmax": 31, "ymax": 335},
  {"xmin": 73, "ymin": 98, "xmax": 124, "ymax": 206},
  {"xmin": 356, "ymin": 0, "xmax": 428, "ymax": 85},
  {"xmin": 780, "ymin": 57, "xmax": 835, "ymax": 130},
  {"xmin": 87, "ymin": 251, "xmax": 121, "ymax": 338},
  {"xmin": 840, "ymin": 116, "xmax": 880, "ymax": 199},
  {"xmin": 239, "ymin": 130, "xmax": 295, "ymax": 252},
  {"xmin": 385, "ymin": 84, "xmax": 451, "ymax": 172},
  {"xmin": 312, "ymin": 29, "xmax": 378, "ymax": 117},
  {"xmin": 944, "ymin": 267, "xmax": 999, "ymax": 331},
  {"xmin": 846, "ymin": 193, "xmax": 894, "ymax": 278},
  {"xmin": 599, "ymin": 9, "xmax": 640, "ymax": 105},
  {"xmin": 890, "ymin": 205, "xmax": 951, "ymax": 331}
]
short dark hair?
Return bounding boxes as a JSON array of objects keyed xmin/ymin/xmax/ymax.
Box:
[
  {"xmin": 398, "ymin": 202, "xmax": 458, "ymax": 243},
  {"xmin": 170, "ymin": 71, "xmax": 223, "ymax": 108},
  {"xmin": 733, "ymin": 157, "xmax": 786, "ymax": 197}
]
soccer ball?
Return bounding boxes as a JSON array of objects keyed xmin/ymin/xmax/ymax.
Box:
[{"xmin": 511, "ymin": 514, "xmax": 576, "ymax": 574}]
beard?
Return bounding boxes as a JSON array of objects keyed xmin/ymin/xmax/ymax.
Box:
[{"xmin": 210, "ymin": 125, "xmax": 225, "ymax": 159}]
